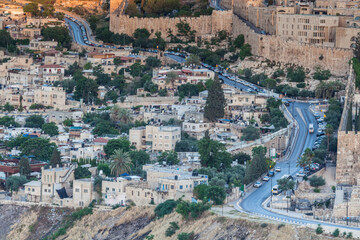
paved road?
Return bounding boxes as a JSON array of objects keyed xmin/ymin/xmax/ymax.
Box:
[
  {"xmin": 165, "ymin": 53, "xmax": 258, "ymax": 93},
  {"xmin": 237, "ymin": 102, "xmax": 360, "ymax": 230},
  {"xmin": 65, "ymin": 18, "xmax": 86, "ymax": 46}
]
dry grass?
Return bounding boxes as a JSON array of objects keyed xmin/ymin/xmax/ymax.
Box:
[{"xmin": 6, "ymin": 208, "xmax": 38, "ymax": 240}]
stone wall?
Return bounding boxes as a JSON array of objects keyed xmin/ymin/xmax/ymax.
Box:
[
  {"xmin": 109, "ymin": 10, "xmax": 233, "ymax": 39},
  {"xmin": 231, "ymin": 14, "xmax": 353, "ymax": 76},
  {"xmin": 336, "ymin": 131, "xmax": 360, "ymax": 185}
]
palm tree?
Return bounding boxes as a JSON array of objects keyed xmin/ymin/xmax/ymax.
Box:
[
  {"xmin": 166, "ymin": 71, "xmax": 178, "ymax": 90},
  {"xmin": 325, "ymin": 124, "xmax": 334, "ymax": 153},
  {"xmin": 109, "ymin": 149, "xmax": 132, "ymax": 177},
  {"xmin": 110, "ymin": 105, "xmax": 133, "ymax": 124},
  {"xmin": 297, "ymin": 148, "xmax": 314, "ymax": 169}
]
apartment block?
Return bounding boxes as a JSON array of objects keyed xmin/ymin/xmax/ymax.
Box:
[
  {"xmin": 276, "ymin": 14, "xmax": 339, "ymax": 46},
  {"xmin": 129, "ymin": 125, "xmax": 181, "ymax": 152}
]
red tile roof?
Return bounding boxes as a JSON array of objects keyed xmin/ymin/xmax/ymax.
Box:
[
  {"xmin": 39, "ymin": 64, "xmax": 64, "ymax": 68},
  {"xmin": 93, "ymin": 137, "xmax": 108, "ymax": 143}
]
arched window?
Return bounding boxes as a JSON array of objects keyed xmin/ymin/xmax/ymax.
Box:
[{"xmin": 351, "ymin": 36, "xmax": 357, "ymax": 41}]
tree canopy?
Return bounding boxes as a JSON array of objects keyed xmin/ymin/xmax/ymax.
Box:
[{"xmin": 204, "ymin": 75, "xmax": 225, "ymax": 122}]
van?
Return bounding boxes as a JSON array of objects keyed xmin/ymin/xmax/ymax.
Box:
[{"xmin": 272, "ymin": 185, "xmax": 282, "ymax": 195}]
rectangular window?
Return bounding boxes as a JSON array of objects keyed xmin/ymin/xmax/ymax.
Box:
[
  {"xmin": 180, "ymin": 185, "xmax": 183, "ymax": 189},
  {"xmin": 84, "ymin": 189, "xmax": 88, "ymax": 193},
  {"xmin": 75, "ymin": 188, "xmax": 80, "ymax": 192}
]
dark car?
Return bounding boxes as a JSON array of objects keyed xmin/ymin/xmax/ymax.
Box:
[{"xmin": 267, "ymin": 171, "xmax": 275, "ymax": 177}]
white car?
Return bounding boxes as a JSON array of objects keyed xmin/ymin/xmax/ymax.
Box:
[
  {"xmin": 253, "ymin": 181, "xmax": 262, "ymax": 188},
  {"xmin": 296, "ymin": 170, "xmax": 306, "ymax": 177},
  {"xmin": 262, "ymin": 176, "xmax": 270, "ymax": 182},
  {"xmin": 275, "ymin": 167, "xmax": 281, "ymax": 172}
]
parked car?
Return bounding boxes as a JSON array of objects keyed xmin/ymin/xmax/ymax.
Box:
[
  {"xmin": 268, "ymin": 171, "xmax": 275, "ymax": 177},
  {"xmin": 263, "ymin": 176, "xmax": 270, "ymax": 182},
  {"xmin": 253, "ymin": 181, "xmax": 262, "ymax": 188},
  {"xmin": 272, "ymin": 185, "xmax": 282, "ymax": 195},
  {"xmin": 275, "ymin": 167, "xmax": 281, "ymax": 172},
  {"xmin": 296, "ymin": 170, "xmax": 306, "ymax": 177}
]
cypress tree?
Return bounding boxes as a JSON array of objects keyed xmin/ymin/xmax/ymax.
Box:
[
  {"xmin": 204, "ymin": 74, "xmax": 226, "ymax": 122},
  {"xmin": 50, "ymin": 149, "xmax": 61, "ymax": 167},
  {"xmin": 346, "ymin": 103, "xmax": 353, "ymax": 132},
  {"xmin": 19, "ymin": 158, "xmax": 31, "ymax": 176}
]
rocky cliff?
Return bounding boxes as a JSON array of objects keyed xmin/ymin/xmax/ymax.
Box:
[{"xmin": 0, "ymin": 203, "xmax": 348, "ymax": 240}]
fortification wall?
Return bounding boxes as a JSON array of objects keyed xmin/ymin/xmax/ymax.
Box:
[
  {"xmin": 336, "ymin": 131, "xmax": 360, "ymax": 185},
  {"xmin": 110, "ymin": 10, "xmax": 233, "ymax": 38},
  {"xmin": 232, "ymin": 14, "xmax": 352, "ymax": 75}
]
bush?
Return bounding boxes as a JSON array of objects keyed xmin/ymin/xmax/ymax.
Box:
[
  {"xmin": 332, "ymin": 186, "xmax": 336, "ymax": 192},
  {"xmin": 178, "ymin": 232, "xmax": 195, "ymax": 240},
  {"xmin": 315, "ymin": 224, "xmax": 323, "ymax": 234},
  {"xmin": 332, "ymin": 228, "xmax": 340, "ymax": 237},
  {"xmin": 347, "ymin": 232, "xmax": 353, "ymax": 239},
  {"xmin": 176, "ymin": 199, "xmax": 211, "ymax": 220},
  {"xmin": 154, "ymin": 199, "xmax": 177, "ymax": 218},
  {"xmin": 165, "ymin": 222, "xmax": 180, "ymax": 237},
  {"xmin": 241, "ymin": 125, "xmax": 260, "ymax": 141},
  {"xmin": 296, "ymin": 83, "xmax": 306, "ymax": 88},
  {"xmin": 260, "ymin": 223, "xmax": 268, "ymax": 228},
  {"xmin": 313, "ymin": 188, "xmax": 320, "ymax": 193},
  {"xmin": 309, "ymin": 175, "xmax": 326, "ymax": 187},
  {"xmin": 277, "ymin": 223, "xmax": 285, "ymax": 230}
]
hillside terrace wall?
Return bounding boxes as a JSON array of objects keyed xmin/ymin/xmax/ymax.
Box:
[{"xmin": 109, "ymin": 10, "xmax": 233, "ymax": 39}]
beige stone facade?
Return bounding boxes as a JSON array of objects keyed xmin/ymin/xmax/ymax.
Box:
[
  {"xmin": 129, "ymin": 125, "xmax": 181, "ymax": 152},
  {"xmin": 110, "ymin": 10, "xmax": 233, "ymax": 39},
  {"xmin": 73, "ymin": 178, "xmax": 97, "ymax": 207},
  {"xmin": 276, "ymin": 14, "xmax": 338, "ymax": 46}
]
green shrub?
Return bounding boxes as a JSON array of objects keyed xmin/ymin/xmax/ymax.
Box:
[
  {"xmin": 277, "ymin": 223, "xmax": 285, "ymax": 230},
  {"xmin": 347, "ymin": 232, "xmax": 353, "ymax": 239},
  {"xmin": 332, "ymin": 228, "xmax": 340, "ymax": 237},
  {"xmin": 260, "ymin": 223, "xmax": 268, "ymax": 228},
  {"xmin": 332, "ymin": 186, "xmax": 336, "ymax": 192},
  {"xmin": 145, "ymin": 235, "xmax": 154, "ymax": 240},
  {"xmin": 154, "ymin": 199, "xmax": 177, "ymax": 218},
  {"xmin": 296, "ymin": 83, "xmax": 306, "ymax": 88},
  {"xmin": 309, "ymin": 175, "xmax": 326, "ymax": 187},
  {"xmin": 315, "ymin": 224, "xmax": 323, "ymax": 234},
  {"xmin": 313, "ymin": 188, "xmax": 320, "ymax": 193},
  {"xmin": 165, "ymin": 222, "xmax": 180, "ymax": 237},
  {"xmin": 176, "ymin": 199, "xmax": 211, "ymax": 220},
  {"xmin": 178, "ymin": 232, "xmax": 195, "ymax": 240}
]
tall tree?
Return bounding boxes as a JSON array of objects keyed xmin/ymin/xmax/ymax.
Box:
[
  {"xmin": 354, "ymin": 32, "xmax": 360, "ymax": 61},
  {"xmin": 25, "ymin": 115, "xmax": 45, "ymax": 128},
  {"xmin": 197, "ymin": 131, "xmax": 232, "ymax": 170},
  {"xmin": 19, "ymin": 158, "xmax": 31, "ymax": 176},
  {"xmin": 244, "ymin": 146, "xmax": 267, "ymax": 184},
  {"xmin": 297, "ymin": 148, "xmax": 314, "ymax": 169},
  {"xmin": 204, "ymin": 74, "xmax": 226, "ymax": 122},
  {"xmin": 50, "ymin": 149, "xmax": 61, "ymax": 167},
  {"xmin": 109, "ymin": 149, "xmax": 132, "ymax": 176},
  {"xmin": 104, "ymin": 138, "xmax": 131, "ymax": 157},
  {"xmin": 185, "ymin": 54, "xmax": 201, "ymax": 69},
  {"xmin": 346, "ymin": 103, "xmax": 353, "ymax": 132},
  {"xmin": 166, "ymin": 71, "xmax": 178, "ymax": 89},
  {"xmin": 110, "ymin": 106, "xmax": 133, "ymax": 124},
  {"xmin": 325, "ymin": 124, "xmax": 334, "ymax": 153}
]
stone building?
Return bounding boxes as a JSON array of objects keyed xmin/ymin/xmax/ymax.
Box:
[
  {"xmin": 125, "ymin": 165, "xmax": 208, "ymax": 205},
  {"xmin": 129, "ymin": 125, "xmax": 181, "ymax": 152}
]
